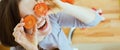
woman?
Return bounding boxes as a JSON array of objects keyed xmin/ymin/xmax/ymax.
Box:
[{"xmin": 0, "ymin": 0, "xmax": 104, "ymax": 50}]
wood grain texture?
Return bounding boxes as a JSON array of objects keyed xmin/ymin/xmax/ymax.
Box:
[
  {"xmin": 63, "ymin": 0, "xmax": 120, "ymax": 44},
  {"xmin": 74, "ymin": 0, "xmax": 120, "ymax": 13}
]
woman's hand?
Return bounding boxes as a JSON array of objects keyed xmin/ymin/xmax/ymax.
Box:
[
  {"xmin": 44, "ymin": 0, "xmax": 62, "ymax": 9},
  {"xmin": 12, "ymin": 19, "xmax": 39, "ymax": 50},
  {"xmin": 44, "ymin": 0, "xmax": 64, "ymax": 14}
]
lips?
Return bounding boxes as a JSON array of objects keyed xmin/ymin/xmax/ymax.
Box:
[{"xmin": 38, "ymin": 19, "xmax": 48, "ymax": 31}]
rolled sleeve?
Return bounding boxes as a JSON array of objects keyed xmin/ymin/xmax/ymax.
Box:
[{"xmin": 85, "ymin": 13, "xmax": 103, "ymax": 27}]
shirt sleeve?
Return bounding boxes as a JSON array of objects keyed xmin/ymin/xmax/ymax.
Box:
[{"xmin": 53, "ymin": 12, "xmax": 103, "ymax": 28}]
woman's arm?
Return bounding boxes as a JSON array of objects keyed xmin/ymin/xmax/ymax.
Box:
[{"xmin": 54, "ymin": 0, "xmax": 105, "ymax": 24}]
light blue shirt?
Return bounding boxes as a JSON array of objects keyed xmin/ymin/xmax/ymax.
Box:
[{"xmin": 11, "ymin": 12, "xmax": 103, "ymax": 50}]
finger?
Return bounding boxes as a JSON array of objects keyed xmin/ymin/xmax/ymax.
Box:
[
  {"xmin": 15, "ymin": 23, "xmax": 25, "ymax": 28},
  {"xmin": 20, "ymin": 26, "xmax": 26, "ymax": 35},
  {"xmin": 20, "ymin": 18, "xmax": 24, "ymax": 23},
  {"xmin": 13, "ymin": 28, "xmax": 26, "ymax": 44},
  {"xmin": 14, "ymin": 32, "xmax": 23, "ymax": 43},
  {"xmin": 14, "ymin": 23, "xmax": 25, "ymax": 31},
  {"xmin": 13, "ymin": 31, "xmax": 21, "ymax": 40},
  {"xmin": 32, "ymin": 24, "xmax": 37, "ymax": 35},
  {"xmin": 12, "ymin": 31, "xmax": 16, "ymax": 38},
  {"xmin": 14, "ymin": 25, "xmax": 25, "ymax": 35}
]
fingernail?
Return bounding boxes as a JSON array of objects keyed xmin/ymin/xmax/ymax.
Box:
[{"xmin": 20, "ymin": 18, "xmax": 24, "ymax": 22}]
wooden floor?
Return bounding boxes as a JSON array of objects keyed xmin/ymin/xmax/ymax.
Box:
[
  {"xmin": 72, "ymin": 43, "xmax": 120, "ymax": 50},
  {"xmin": 62, "ymin": 0, "xmax": 120, "ymax": 44},
  {"xmin": 63, "ymin": 17, "xmax": 120, "ymax": 44},
  {"xmin": 63, "ymin": 0, "xmax": 120, "ymax": 50},
  {"xmin": 71, "ymin": 13, "xmax": 120, "ymax": 44}
]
